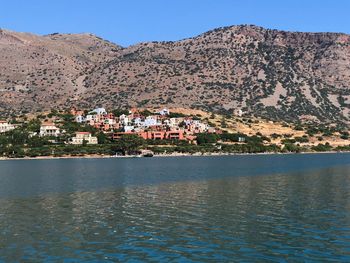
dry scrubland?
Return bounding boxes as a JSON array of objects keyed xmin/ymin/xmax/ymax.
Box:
[{"xmin": 0, "ymin": 25, "xmax": 350, "ymax": 126}]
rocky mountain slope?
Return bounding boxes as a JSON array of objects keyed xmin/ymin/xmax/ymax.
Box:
[{"xmin": 0, "ymin": 25, "xmax": 349, "ymax": 124}]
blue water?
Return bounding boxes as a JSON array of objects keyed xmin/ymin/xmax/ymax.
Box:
[{"xmin": 0, "ymin": 153, "xmax": 350, "ymax": 261}]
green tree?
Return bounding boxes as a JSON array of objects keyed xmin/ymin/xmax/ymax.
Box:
[
  {"xmin": 312, "ymin": 143, "xmax": 332, "ymax": 152},
  {"xmin": 196, "ymin": 133, "xmax": 219, "ymax": 145},
  {"xmin": 283, "ymin": 143, "xmax": 301, "ymax": 153},
  {"xmin": 97, "ymin": 132, "xmax": 108, "ymax": 144},
  {"xmin": 28, "ymin": 136, "xmax": 50, "ymax": 147},
  {"xmin": 26, "ymin": 119, "xmax": 41, "ymax": 133},
  {"xmin": 111, "ymin": 134, "xmax": 144, "ymax": 155}
]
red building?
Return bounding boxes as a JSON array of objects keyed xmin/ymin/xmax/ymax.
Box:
[{"xmin": 112, "ymin": 130, "xmax": 185, "ymax": 141}]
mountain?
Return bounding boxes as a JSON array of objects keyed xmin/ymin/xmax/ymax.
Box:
[
  {"xmin": 0, "ymin": 25, "xmax": 349, "ymax": 124},
  {"xmin": 0, "ymin": 29, "xmax": 121, "ymax": 113}
]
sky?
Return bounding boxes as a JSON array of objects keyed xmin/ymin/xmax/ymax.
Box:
[{"xmin": 1, "ymin": 0, "xmax": 349, "ymax": 46}]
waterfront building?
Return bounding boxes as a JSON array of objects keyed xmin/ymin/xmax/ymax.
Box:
[{"xmin": 70, "ymin": 132, "xmax": 98, "ymax": 145}]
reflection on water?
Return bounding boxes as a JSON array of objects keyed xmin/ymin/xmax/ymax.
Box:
[
  {"xmin": 1, "ymin": 154, "xmax": 350, "ymax": 198},
  {"xmin": 1, "ymin": 161, "xmax": 350, "ymax": 261}
]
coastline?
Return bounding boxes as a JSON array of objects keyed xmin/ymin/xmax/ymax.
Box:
[{"xmin": 0, "ymin": 150, "xmax": 349, "ymax": 161}]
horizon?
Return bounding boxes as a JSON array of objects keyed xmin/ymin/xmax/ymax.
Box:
[
  {"xmin": 1, "ymin": 0, "xmax": 349, "ymax": 46},
  {"xmin": 1, "ymin": 23, "xmax": 349, "ymax": 48}
]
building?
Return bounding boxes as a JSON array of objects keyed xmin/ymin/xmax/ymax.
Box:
[
  {"xmin": 159, "ymin": 108, "xmax": 170, "ymax": 116},
  {"xmin": 143, "ymin": 116, "xmax": 161, "ymax": 127},
  {"xmin": 0, "ymin": 121, "xmax": 15, "ymax": 133},
  {"xmin": 90, "ymin": 107, "xmax": 107, "ymax": 115},
  {"xmin": 75, "ymin": 115, "xmax": 85, "ymax": 123},
  {"xmin": 238, "ymin": 136, "xmax": 246, "ymax": 142},
  {"xmin": 112, "ymin": 130, "xmax": 185, "ymax": 141},
  {"xmin": 169, "ymin": 117, "xmax": 183, "ymax": 128},
  {"xmin": 185, "ymin": 135, "xmax": 197, "ymax": 144},
  {"xmin": 40, "ymin": 123, "xmax": 60, "ymax": 137},
  {"xmin": 85, "ymin": 114, "xmax": 99, "ymax": 123},
  {"xmin": 186, "ymin": 120, "xmax": 208, "ymax": 133},
  {"xmin": 119, "ymin": 114, "xmax": 130, "ymax": 126},
  {"xmin": 124, "ymin": 125, "xmax": 135, "ymax": 132},
  {"xmin": 71, "ymin": 132, "xmax": 98, "ymax": 145},
  {"xmin": 234, "ymin": 109, "xmax": 243, "ymax": 117},
  {"xmin": 166, "ymin": 130, "xmax": 184, "ymax": 140}
]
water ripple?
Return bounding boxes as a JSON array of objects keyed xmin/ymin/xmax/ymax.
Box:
[{"xmin": 1, "ymin": 156, "xmax": 350, "ymax": 261}]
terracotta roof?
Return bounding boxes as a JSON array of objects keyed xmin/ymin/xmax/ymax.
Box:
[{"xmin": 41, "ymin": 123, "xmax": 56, "ymax": 126}]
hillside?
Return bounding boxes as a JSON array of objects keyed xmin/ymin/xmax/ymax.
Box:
[
  {"xmin": 0, "ymin": 25, "xmax": 350, "ymax": 124},
  {"xmin": 0, "ymin": 29, "xmax": 121, "ymax": 113}
]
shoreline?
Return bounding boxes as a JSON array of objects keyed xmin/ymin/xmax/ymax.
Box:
[{"xmin": 0, "ymin": 150, "xmax": 349, "ymax": 161}]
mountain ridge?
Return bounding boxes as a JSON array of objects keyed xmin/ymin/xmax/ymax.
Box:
[{"xmin": 0, "ymin": 25, "xmax": 349, "ymax": 124}]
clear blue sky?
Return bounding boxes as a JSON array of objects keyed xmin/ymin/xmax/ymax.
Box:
[{"xmin": 1, "ymin": 0, "xmax": 349, "ymax": 46}]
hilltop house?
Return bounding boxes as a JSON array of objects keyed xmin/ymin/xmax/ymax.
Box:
[
  {"xmin": 70, "ymin": 132, "xmax": 98, "ymax": 145},
  {"xmin": 0, "ymin": 120, "xmax": 15, "ymax": 133}
]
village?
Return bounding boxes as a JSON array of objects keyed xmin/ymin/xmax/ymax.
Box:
[
  {"xmin": 1, "ymin": 106, "xmax": 349, "ymax": 158},
  {"xmin": 0, "ymin": 107, "xmax": 221, "ymax": 145}
]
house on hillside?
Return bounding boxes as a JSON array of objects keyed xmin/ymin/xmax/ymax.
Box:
[
  {"xmin": 143, "ymin": 116, "xmax": 161, "ymax": 127},
  {"xmin": 70, "ymin": 132, "xmax": 98, "ymax": 145},
  {"xmin": 234, "ymin": 109, "xmax": 243, "ymax": 117},
  {"xmin": 119, "ymin": 114, "xmax": 130, "ymax": 126},
  {"xmin": 169, "ymin": 117, "xmax": 183, "ymax": 128},
  {"xmin": 90, "ymin": 107, "xmax": 107, "ymax": 115},
  {"xmin": 39, "ymin": 123, "xmax": 60, "ymax": 137},
  {"xmin": 75, "ymin": 115, "xmax": 85, "ymax": 123},
  {"xmin": 158, "ymin": 108, "xmax": 170, "ymax": 116},
  {"xmin": 0, "ymin": 120, "xmax": 15, "ymax": 133},
  {"xmin": 124, "ymin": 125, "xmax": 135, "ymax": 132}
]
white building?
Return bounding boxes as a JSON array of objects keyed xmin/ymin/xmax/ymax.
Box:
[
  {"xmin": 90, "ymin": 107, "xmax": 107, "ymax": 115},
  {"xmin": 75, "ymin": 115, "xmax": 85, "ymax": 123},
  {"xmin": 104, "ymin": 118, "xmax": 116, "ymax": 125},
  {"xmin": 119, "ymin": 114, "xmax": 130, "ymax": 126},
  {"xmin": 169, "ymin": 117, "xmax": 183, "ymax": 128},
  {"xmin": 143, "ymin": 116, "xmax": 161, "ymax": 127},
  {"xmin": 159, "ymin": 108, "xmax": 170, "ymax": 116},
  {"xmin": 40, "ymin": 123, "xmax": 60, "ymax": 137},
  {"xmin": 238, "ymin": 136, "xmax": 246, "ymax": 142},
  {"xmin": 85, "ymin": 114, "xmax": 98, "ymax": 122},
  {"xmin": 0, "ymin": 121, "xmax": 15, "ymax": 133},
  {"xmin": 124, "ymin": 125, "xmax": 135, "ymax": 132},
  {"xmin": 234, "ymin": 109, "xmax": 243, "ymax": 117},
  {"xmin": 133, "ymin": 117, "xmax": 143, "ymax": 127},
  {"xmin": 70, "ymin": 132, "xmax": 98, "ymax": 145}
]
